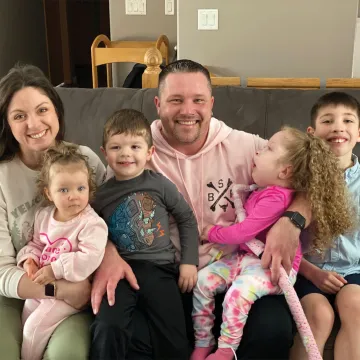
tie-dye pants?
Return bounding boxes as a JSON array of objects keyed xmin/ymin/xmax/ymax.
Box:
[{"xmin": 192, "ymin": 252, "xmax": 297, "ymax": 350}]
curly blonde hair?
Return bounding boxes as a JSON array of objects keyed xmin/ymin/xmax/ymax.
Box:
[
  {"xmin": 37, "ymin": 143, "xmax": 96, "ymax": 204},
  {"xmin": 281, "ymin": 127, "xmax": 355, "ymax": 254}
]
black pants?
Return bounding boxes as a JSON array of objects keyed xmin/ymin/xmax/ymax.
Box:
[
  {"xmin": 126, "ymin": 293, "xmax": 295, "ymax": 360},
  {"xmin": 90, "ymin": 260, "xmax": 189, "ymax": 360}
]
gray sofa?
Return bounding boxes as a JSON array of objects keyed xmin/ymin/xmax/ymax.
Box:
[
  {"xmin": 56, "ymin": 86, "xmax": 360, "ymax": 161},
  {"xmin": 56, "ymin": 86, "xmax": 359, "ymax": 360}
]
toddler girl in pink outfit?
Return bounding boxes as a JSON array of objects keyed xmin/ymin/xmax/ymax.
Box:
[
  {"xmin": 17, "ymin": 144, "xmax": 108, "ymax": 360},
  {"xmin": 191, "ymin": 127, "xmax": 354, "ymax": 360}
]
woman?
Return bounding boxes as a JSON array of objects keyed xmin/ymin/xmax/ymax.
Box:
[{"xmin": 0, "ymin": 64, "xmax": 106, "ymax": 359}]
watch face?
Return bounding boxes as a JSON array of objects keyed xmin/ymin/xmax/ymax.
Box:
[
  {"xmin": 293, "ymin": 212, "xmax": 305, "ymax": 228},
  {"xmin": 45, "ymin": 284, "xmax": 55, "ymax": 297}
]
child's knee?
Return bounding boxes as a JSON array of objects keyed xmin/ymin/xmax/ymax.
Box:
[
  {"xmin": 195, "ymin": 271, "xmax": 226, "ymax": 296},
  {"xmin": 301, "ymin": 294, "xmax": 334, "ymax": 332},
  {"xmin": 336, "ymin": 284, "xmax": 360, "ymax": 323}
]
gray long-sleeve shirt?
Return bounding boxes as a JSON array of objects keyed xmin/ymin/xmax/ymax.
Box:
[{"xmin": 92, "ymin": 170, "xmax": 199, "ymax": 265}]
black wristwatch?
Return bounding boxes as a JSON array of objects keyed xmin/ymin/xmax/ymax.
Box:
[
  {"xmin": 45, "ymin": 282, "xmax": 56, "ymax": 297},
  {"xmin": 282, "ymin": 211, "xmax": 306, "ymax": 230}
]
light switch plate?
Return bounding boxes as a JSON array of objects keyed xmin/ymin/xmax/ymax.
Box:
[
  {"xmin": 126, "ymin": 0, "xmax": 146, "ymax": 15},
  {"xmin": 165, "ymin": 0, "xmax": 174, "ymax": 15},
  {"xmin": 198, "ymin": 9, "xmax": 218, "ymax": 30}
]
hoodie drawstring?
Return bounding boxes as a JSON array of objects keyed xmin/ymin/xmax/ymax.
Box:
[
  {"xmin": 200, "ymin": 154, "xmax": 204, "ymax": 232},
  {"xmin": 176, "ymin": 153, "xmax": 203, "ymax": 236}
]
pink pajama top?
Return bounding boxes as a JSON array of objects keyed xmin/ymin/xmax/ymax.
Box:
[
  {"xmin": 208, "ymin": 186, "xmax": 302, "ymax": 271},
  {"xmin": 17, "ymin": 204, "xmax": 108, "ymax": 282}
]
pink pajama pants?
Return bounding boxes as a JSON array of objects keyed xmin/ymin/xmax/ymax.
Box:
[
  {"xmin": 192, "ymin": 252, "xmax": 297, "ymax": 350},
  {"xmin": 21, "ymin": 298, "xmax": 78, "ymax": 360}
]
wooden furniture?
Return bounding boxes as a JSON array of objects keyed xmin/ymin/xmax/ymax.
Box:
[
  {"xmin": 94, "ymin": 48, "xmax": 360, "ymax": 90},
  {"xmin": 326, "ymin": 78, "xmax": 360, "ymax": 88},
  {"xmin": 246, "ymin": 77, "xmax": 321, "ymax": 89},
  {"xmin": 140, "ymin": 60, "xmax": 360, "ymax": 90},
  {"xmin": 211, "ymin": 76, "xmax": 241, "ymax": 86},
  {"xmin": 91, "ymin": 34, "xmax": 169, "ymax": 88}
]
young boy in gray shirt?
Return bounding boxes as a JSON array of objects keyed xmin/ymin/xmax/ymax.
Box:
[{"xmin": 90, "ymin": 109, "xmax": 199, "ymax": 360}]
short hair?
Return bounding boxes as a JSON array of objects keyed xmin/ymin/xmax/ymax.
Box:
[
  {"xmin": 0, "ymin": 63, "xmax": 65, "ymax": 162},
  {"xmin": 38, "ymin": 143, "xmax": 96, "ymax": 203},
  {"xmin": 102, "ymin": 109, "xmax": 152, "ymax": 148},
  {"xmin": 310, "ymin": 91, "xmax": 360, "ymax": 128},
  {"xmin": 158, "ymin": 59, "xmax": 212, "ymax": 96}
]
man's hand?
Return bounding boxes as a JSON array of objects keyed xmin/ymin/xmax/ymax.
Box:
[
  {"xmin": 201, "ymin": 225, "xmax": 214, "ymax": 243},
  {"xmin": 32, "ymin": 265, "xmax": 55, "ymax": 285},
  {"xmin": 262, "ymin": 217, "xmax": 299, "ymax": 284},
  {"xmin": 178, "ymin": 264, "xmax": 198, "ymax": 293},
  {"xmin": 91, "ymin": 242, "xmax": 139, "ymax": 315},
  {"xmin": 311, "ymin": 268, "xmax": 347, "ymax": 294},
  {"xmin": 23, "ymin": 258, "xmax": 39, "ymax": 280},
  {"xmin": 56, "ymin": 278, "xmax": 91, "ymax": 310}
]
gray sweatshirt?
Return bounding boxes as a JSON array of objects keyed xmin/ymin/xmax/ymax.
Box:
[{"xmin": 92, "ymin": 170, "xmax": 199, "ymax": 265}]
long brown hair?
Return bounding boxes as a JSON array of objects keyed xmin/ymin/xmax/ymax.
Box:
[
  {"xmin": 0, "ymin": 64, "xmax": 65, "ymax": 162},
  {"xmin": 37, "ymin": 143, "xmax": 96, "ymax": 204},
  {"xmin": 282, "ymin": 127, "xmax": 355, "ymax": 254}
]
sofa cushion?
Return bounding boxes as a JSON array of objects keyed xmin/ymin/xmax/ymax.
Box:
[
  {"xmin": 56, "ymin": 87, "xmax": 143, "ymax": 160},
  {"xmin": 56, "ymin": 87, "xmax": 360, "ymax": 161},
  {"xmin": 56, "ymin": 87, "xmax": 268, "ymax": 160}
]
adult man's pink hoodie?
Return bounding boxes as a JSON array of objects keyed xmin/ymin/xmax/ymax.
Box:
[{"xmin": 149, "ymin": 118, "xmax": 266, "ymax": 269}]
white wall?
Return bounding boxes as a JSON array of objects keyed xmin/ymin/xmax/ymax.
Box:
[{"xmin": 178, "ymin": 0, "xmax": 358, "ymax": 78}]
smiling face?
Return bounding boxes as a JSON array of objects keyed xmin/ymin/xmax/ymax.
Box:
[
  {"xmin": 45, "ymin": 163, "xmax": 90, "ymax": 222},
  {"xmin": 102, "ymin": 132, "xmax": 154, "ymax": 181},
  {"xmin": 7, "ymin": 87, "xmax": 59, "ymax": 160},
  {"xmin": 308, "ymin": 104, "xmax": 360, "ymax": 169},
  {"xmin": 154, "ymin": 72, "xmax": 214, "ymax": 155}
]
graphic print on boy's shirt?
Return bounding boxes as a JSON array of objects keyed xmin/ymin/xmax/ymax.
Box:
[
  {"xmin": 108, "ymin": 192, "xmax": 166, "ymax": 252},
  {"xmin": 93, "ymin": 170, "xmax": 199, "ymax": 265}
]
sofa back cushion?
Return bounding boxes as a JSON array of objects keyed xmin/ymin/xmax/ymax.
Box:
[{"xmin": 56, "ymin": 87, "xmax": 360, "ymax": 160}]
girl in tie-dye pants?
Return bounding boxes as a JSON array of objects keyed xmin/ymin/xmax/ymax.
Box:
[
  {"xmin": 192, "ymin": 246, "xmax": 298, "ymax": 360},
  {"xmin": 190, "ymin": 127, "xmax": 354, "ymax": 360}
]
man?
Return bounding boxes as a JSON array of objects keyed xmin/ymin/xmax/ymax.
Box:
[{"xmin": 92, "ymin": 60, "xmax": 311, "ymax": 359}]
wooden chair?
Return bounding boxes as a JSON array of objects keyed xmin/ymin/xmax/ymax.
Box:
[
  {"xmin": 246, "ymin": 77, "xmax": 321, "ymax": 89},
  {"xmin": 91, "ymin": 34, "xmax": 169, "ymax": 88},
  {"xmin": 326, "ymin": 78, "xmax": 360, "ymax": 88}
]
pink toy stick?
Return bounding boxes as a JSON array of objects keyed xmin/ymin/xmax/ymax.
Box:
[{"xmin": 232, "ymin": 185, "xmax": 322, "ymax": 360}]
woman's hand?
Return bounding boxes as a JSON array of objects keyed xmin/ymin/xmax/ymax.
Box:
[
  {"xmin": 91, "ymin": 242, "xmax": 139, "ymax": 315},
  {"xmin": 56, "ymin": 278, "xmax": 92, "ymax": 310}
]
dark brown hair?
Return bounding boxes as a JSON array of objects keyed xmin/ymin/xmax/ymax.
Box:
[
  {"xmin": 0, "ymin": 63, "xmax": 65, "ymax": 162},
  {"xmin": 158, "ymin": 59, "xmax": 212, "ymax": 96},
  {"xmin": 310, "ymin": 91, "xmax": 360, "ymax": 128},
  {"xmin": 102, "ymin": 109, "xmax": 152, "ymax": 148},
  {"xmin": 38, "ymin": 143, "xmax": 96, "ymax": 203}
]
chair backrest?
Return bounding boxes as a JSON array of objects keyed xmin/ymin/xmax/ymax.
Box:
[
  {"xmin": 246, "ymin": 77, "xmax": 321, "ymax": 89},
  {"xmin": 91, "ymin": 34, "xmax": 169, "ymax": 88}
]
